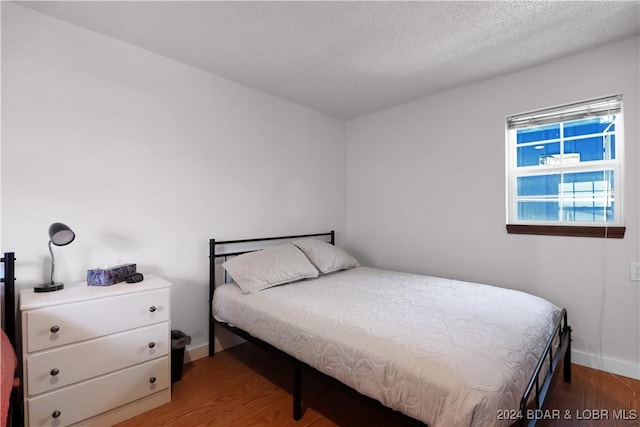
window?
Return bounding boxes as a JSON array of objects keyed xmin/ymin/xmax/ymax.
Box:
[{"xmin": 506, "ymin": 95, "xmax": 625, "ymax": 238}]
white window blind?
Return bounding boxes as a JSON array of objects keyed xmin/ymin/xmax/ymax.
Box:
[{"xmin": 507, "ymin": 95, "xmax": 622, "ymax": 129}]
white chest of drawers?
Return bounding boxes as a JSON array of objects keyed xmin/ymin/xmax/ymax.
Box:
[{"xmin": 20, "ymin": 276, "xmax": 172, "ymax": 426}]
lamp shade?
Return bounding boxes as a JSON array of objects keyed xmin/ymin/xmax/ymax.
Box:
[
  {"xmin": 35, "ymin": 222, "xmax": 76, "ymax": 293},
  {"xmin": 49, "ymin": 223, "xmax": 75, "ymax": 246}
]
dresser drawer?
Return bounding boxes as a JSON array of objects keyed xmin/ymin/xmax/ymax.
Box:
[
  {"xmin": 27, "ymin": 322, "xmax": 169, "ymax": 395},
  {"xmin": 27, "ymin": 356, "xmax": 169, "ymax": 427},
  {"xmin": 26, "ymin": 288, "xmax": 169, "ymax": 352}
]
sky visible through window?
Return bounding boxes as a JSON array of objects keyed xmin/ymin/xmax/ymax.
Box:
[{"xmin": 515, "ymin": 117, "xmax": 616, "ymax": 223}]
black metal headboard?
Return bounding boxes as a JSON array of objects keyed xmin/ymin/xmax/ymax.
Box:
[
  {"xmin": 208, "ymin": 231, "xmax": 334, "ymax": 356},
  {"xmin": 1, "ymin": 252, "xmax": 17, "ymax": 346}
]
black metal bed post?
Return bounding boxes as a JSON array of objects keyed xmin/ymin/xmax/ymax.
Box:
[
  {"xmin": 2, "ymin": 252, "xmax": 22, "ymax": 427},
  {"xmin": 1, "ymin": 252, "xmax": 16, "ymax": 346},
  {"xmin": 563, "ymin": 312, "xmax": 572, "ymax": 383},
  {"xmin": 209, "ymin": 239, "xmax": 216, "ymax": 357},
  {"xmin": 293, "ymin": 363, "xmax": 302, "ymax": 420},
  {"xmin": 330, "ymin": 230, "xmax": 335, "ymax": 245}
]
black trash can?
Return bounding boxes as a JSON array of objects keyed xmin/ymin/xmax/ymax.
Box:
[{"xmin": 171, "ymin": 330, "xmax": 191, "ymax": 383}]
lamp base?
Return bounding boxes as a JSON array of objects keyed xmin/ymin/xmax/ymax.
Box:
[{"xmin": 34, "ymin": 282, "xmax": 64, "ymax": 293}]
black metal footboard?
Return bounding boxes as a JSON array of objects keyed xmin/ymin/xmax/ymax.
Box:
[{"xmin": 519, "ymin": 309, "xmax": 572, "ymax": 426}]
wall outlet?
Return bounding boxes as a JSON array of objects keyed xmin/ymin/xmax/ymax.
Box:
[{"xmin": 630, "ymin": 262, "xmax": 640, "ymax": 281}]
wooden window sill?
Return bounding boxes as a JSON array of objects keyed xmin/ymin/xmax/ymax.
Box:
[{"xmin": 506, "ymin": 225, "xmax": 625, "ymax": 238}]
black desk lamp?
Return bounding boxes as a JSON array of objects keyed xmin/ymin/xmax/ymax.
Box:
[{"xmin": 34, "ymin": 222, "xmax": 76, "ymax": 293}]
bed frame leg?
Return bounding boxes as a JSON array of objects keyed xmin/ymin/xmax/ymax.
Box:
[
  {"xmin": 293, "ymin": 364, "xmax": 302, "ymax": 420},
  {"xmin": 563, "ymin": 326, "xmax": 572, "ymax": 383}
]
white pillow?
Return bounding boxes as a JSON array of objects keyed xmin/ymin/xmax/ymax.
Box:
[
  {"xmin": 293, "ymin": 239, "xmax": 360, "ymax": 274},
  {"xmin": 222, "ymin": 243, "xmax": 319, "ymax": 293}
]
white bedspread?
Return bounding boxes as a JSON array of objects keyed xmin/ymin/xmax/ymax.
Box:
[{"xmin": 213, "ymin": 266, "xmax": 561, "ymax": 426}]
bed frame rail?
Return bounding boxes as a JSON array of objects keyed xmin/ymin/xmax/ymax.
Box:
[{"xmin": 519, "ymin": 308, "xmax": 572, "ymax": 426}]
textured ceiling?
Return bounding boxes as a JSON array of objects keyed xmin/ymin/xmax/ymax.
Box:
[{"xmin": 14, "ymin": 1, "xmax": 640, "ymax": 119}]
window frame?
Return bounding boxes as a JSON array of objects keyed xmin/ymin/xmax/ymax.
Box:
[{"xmin": 505, "ymin": 95, "xmax": 626, "ymax": 238}]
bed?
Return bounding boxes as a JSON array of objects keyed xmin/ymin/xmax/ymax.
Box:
[{"xmin": 208, "ymin": 232, "xmax": 572, "ymax": 427}]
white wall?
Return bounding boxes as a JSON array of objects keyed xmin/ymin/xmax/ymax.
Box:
[
  {"xmin": 1, "ymin": 3, "xmax": 346, "ymax": 353},
  {"xmin": 3, "ymin": 2, "xmax": 638, "ymax": 380},
  {"xmin": 346, "ymin": 37, "xmax": 640, "ymax": 379}
]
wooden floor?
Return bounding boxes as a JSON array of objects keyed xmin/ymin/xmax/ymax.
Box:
[{"xmin": 116, "ymin": 343, "xmax": 639, "ymax": 426}]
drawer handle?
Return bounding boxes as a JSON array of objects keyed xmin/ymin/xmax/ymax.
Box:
[
  {"xmin": 148, "ymin": 342, "xmax": 156, "ymax": 349},
  {"xmin": 149, "ymin": 376, "xmax": 157, "ymax": 384},
  {"xmin": 52, "ymin": 410, "xmax": 61, "ymax": 419},
  {"xmin": 50, "ymin": 325, "xmax": 60, "ymax": 333},
  {"xmin": 50, "ymin": 368, "xmax": 60, "ymax": 376},
  {"xmin": 149, "ymin": 306, "xmax": 157, "ymax": 313}
]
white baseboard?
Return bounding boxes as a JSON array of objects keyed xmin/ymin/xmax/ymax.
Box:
[
  {"xmin": 184, "ymin": 336, "xmax": 245, "ymax": 363},
  {"xmin": 572, "ymin": 350, "xmax": 640, "ymax": 380},
  {"xmin": 184, "ymin": 343, "xmax": 210, "ymax": 363}
]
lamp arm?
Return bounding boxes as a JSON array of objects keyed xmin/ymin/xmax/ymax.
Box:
[{"xmin": 48, "ymin": 240, "xmax": 55, "ymax": 285}]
